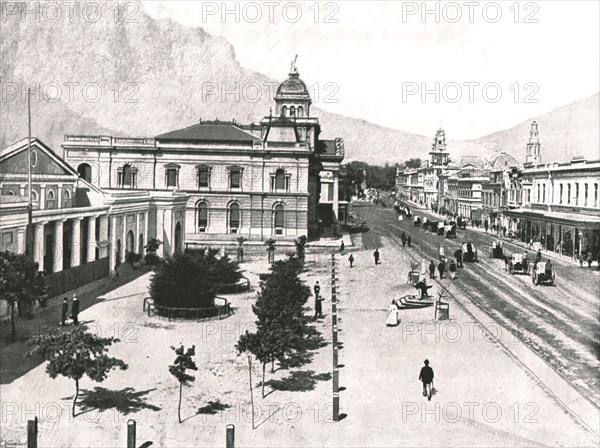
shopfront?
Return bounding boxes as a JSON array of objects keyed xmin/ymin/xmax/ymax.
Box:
[{"xmin": 503, "ymin": 209, "xmax": 600, "ymax": 261}]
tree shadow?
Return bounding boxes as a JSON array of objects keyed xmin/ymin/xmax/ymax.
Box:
[
  {"xmin": 77, "ymin": 387, "xmax": 161, "ymax": 416},
  {"xmin": 278, "ymin": 326, "xmax": 328, "ymax": 370},
  {"xmin": 197, "ymin": 400, "xmax": 231, "ymax": 415},
  {"xmin": 265, "ymin": 370, "xmax": 332, "ymax": 393}
]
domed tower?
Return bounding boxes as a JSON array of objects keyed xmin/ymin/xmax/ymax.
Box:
[
  {"xmin": 274, "ymin": 57, "xmax": 311, "ymax": 118},
  {"xmin": 525, "ymin": 121, "xmax": 541, "ymax": 165},
  {"xmin": 429, "ymin": 128, "xmax": 449, "ymax": 168}
]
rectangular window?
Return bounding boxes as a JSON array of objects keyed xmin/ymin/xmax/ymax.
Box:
[
  {"xmin": 542, "ymin": 185, "xmax": 546, "ymax": 204},
  {"xmin": 568, "ymin": 184, "xmax": 572, "ymax": 204},
  {"xmin": 230, "ymin": 170, "xmax": 241, "ymax": 189},
  {"xmin": 560, "ymin": 184, "xmax": 563, "ymax": 204},
  {"xmin": 595, "ymin": 184, "xmax": 599, "ymax": 208},
  {"xmin": 2, "ymin": 232, "xmax": 13, "ymax": 245},
  {"xmin": 328, "ymin": 184, "xmax": 334, "ymax": 201},
  {"xmin": 575, "ymin": 183, "xmax": 579, "ymax": 206},
  {"xmin": 198, "ymin": 168, "xmax": 210, "ymax": 188},
  {"xmin": 584, "ymin": 184, "xmax": 589, "ymax": 207},
  {"xmin": 166, "ymin": 169, "xmax": 178, "ymax": 187}
]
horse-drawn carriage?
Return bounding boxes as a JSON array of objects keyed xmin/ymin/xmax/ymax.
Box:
[
  {"xmin": 490, "ymin": 240, "xmax": 504, "ymax": 259},
  {"xmin": 440, "ymin": 221, "xmax": 457, "ymax": 238},
  {"xmin": 532, "ymin": 261, "xmax": 556, "ymax": 286},
  {"xmin": 508, "ymin": 253, "xmax": 529, "ymax": 275},
  {"xmin": 462, "ymin": 242, "xmax": 478, "ymax": 262},
  {"xmin": 426, "ymin": 221, "xmax": 440, "ymax": 233},
  {"xmin": 413, "ymin": 216, "xmax": 422, "ymax": 227},
  {"xmin": 456, "ymin": 216, "xmax": 467, "ymax": 230}
]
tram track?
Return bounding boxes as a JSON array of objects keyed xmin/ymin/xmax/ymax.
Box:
[{"xmin": 376, "ymin": 224, "xmax": 600, "ymax": 440}]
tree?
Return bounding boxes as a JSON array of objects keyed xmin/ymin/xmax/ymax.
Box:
[
  {"xmin": 168, "ymin": 345, "xmax": 198, "ymax": 423},
  {"xmin": 26, "ymin": 325, "xmax": 127, "ymax": 417},
  {"xmin": 237, "ymin": 259, "xmax": 310, "ymax": 397},
  {"xmin": 265, "ymin": 238, "xmax": 276, "ymax": 263},
  {"xmin": 236, "ymin": 236, "xmax": 247, "ymax": 262},
  {"xmin": 405, "ymin": 158, "xmax": 422, "ymax": 169},
  {"xmin": 144, "ymin": 238, "xmax": 162, "ymax": 266},
  {"xmin": 125, "ymin": 251, "xmax": 142, "ymax": 268},
  {"xmin": 150, "ymin": 249, "xmax": 242, "ymax": 310},
  {"xmin": 0, "ymin": 251, "xmax": 48, "ymax": 341},
  {"xmin": 294, "ymin": 235, "xmax": 308, "ymax": 267}
]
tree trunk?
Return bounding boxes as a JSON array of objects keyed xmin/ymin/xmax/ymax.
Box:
[
  {"xmin": 72, "ymin": 378, "xmax": 79, "ymax": 418},
  {"xmin": 262, "ymin": 362, "xmax": 266, "ymax": 399},
  {"xmin": 10, "ymin": 302, "xmax": 15, "ymax": 342},
  {"xmin": 271, "ymin": 357, "xmax": 275, "ymax": 374},
  {"xmin": 178, "ymin": 382, "xmax": 182, "ymax": 423}
]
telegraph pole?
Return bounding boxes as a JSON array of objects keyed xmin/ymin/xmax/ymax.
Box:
[{"xmin": 26, "ymin": 88, "xmax": 34, "ymax": 259}]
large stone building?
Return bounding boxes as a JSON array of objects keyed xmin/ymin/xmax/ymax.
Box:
[{"xmin": 63, "ymin": 66, "xmax": 344, "ymax": 243}]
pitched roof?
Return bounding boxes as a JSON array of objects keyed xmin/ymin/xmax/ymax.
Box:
[
  {"xmin": 156, "ymin": 122, "xmax": 258, "ymax": 143},
  {"xmin": 0, "ymin": 137, "xmax": 78, "ymax": 175}
]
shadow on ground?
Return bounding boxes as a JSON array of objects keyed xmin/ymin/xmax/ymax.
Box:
[
  {"xmin": 265, "ymin": 370, "xmax": 332, "ymax": 393},
  {"xmin": 76, "ymin": 387, "xmax": 161, "ymax": 416},
  {"xmin": 278, "ymin": 325, "xmax": 328, "ymax": 370},
  {"xmin": 197, "ymin": 400, "xmax": 231, "ymax": 415}
]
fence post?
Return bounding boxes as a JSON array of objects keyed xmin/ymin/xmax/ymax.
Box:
[
  {"xmin": 127, "ymin": 420, "xmax": 136, "ymax": 448},
  {"xmin": 333, "ymin": 393, "xmax": 340, "ymax": 421},
  {"xmin": 226, "ymin": 424, "xmax": 235, "ymax": 448},
  {"xmin": 27, "ymin": 417, "xmax": 37, "ymax": 448},
  {"xmin": 333, "ymin": 368, "xmax": 339, "ymax": 393}
]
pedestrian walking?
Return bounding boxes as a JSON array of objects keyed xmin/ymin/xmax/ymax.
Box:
[
  {"xmin": 503, "ymin": 226, "xmax": 507, "ymax": 237},
  {"xmin": 114, "ymin": 264, "xmax": 119, "ymax": 278},
  {"xmin": 340, "ymin": 241, "xmax": 345, "ymax": 253},
  {"xmin": 349, "ymin": 254, "xmax": 354, "ymax": 268},
  {"xmin": 429, "ymin": 260, "xmax": 436, "ymax": 279},
  {"xmin": 438, "ymin": 259, "xmax": 446, "ymax": 279},
  {"xmin": 449, "ymin": 260, "xmax": 457, "ymax": 279},
  {"xmin": 419, "ymin": 359, "xmax": 434, "ymax": 401},
  {"xmin": 373, "ymin": 249, "xmax": 380, "ymax": 265},
  {"xmin": 439, "ymin": 245, "xmax": 445, "ymax": 261},
  {"xmin": 401, "ymin": 232, "xmax": 407, "ymax": 247},
  {"xmin": 314, "ymin": 294, "xmax": 324, "ymax": 319},
  {"xmin": 407, "ymin": 236, "xmax": 412, "ymax": 248},
  {"xmin": 71, "ymin": 296, "xmax": 80, "ymax": 326},
  {"xmin": 61, "ymin": 298, "xmax": 68, "ymax": 326},
  {"xmin": 484, "ymin": 221, "xmax": 489, "ymax": 233},
  {"xmin": 314, "ymin": 281, "xmax": 321, "ymax": 299},
  {"xmin": 587, "ymin": 251, "xmax": 593, "ymax": 268},
  {"xmin": 454, "ymin": 248, "xmax": 463, "ymax": 267}
]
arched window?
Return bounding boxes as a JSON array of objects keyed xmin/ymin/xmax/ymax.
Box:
[
  {"xmin": 290, "ymin": 106, "xmax": 296, "ymax": 117},
  {"xmin": 63, "ymin": 189, "xmax": 72, "ymax": 208},
  {"xmin": 31, "ymin": 190, "xmax": 38, "ymax": 202},
  {"xmin": 6, "ymin": 190, "xmax": 15, "ymax": 196},
  {"xmin": 47, "ymin": 189, "xmax": 56, "ymax": 209},
  {"xmin": 297, "ymin": 106, "xmax": 304, "ymax": 117},
  {"xmin": 271, "ymin": 168, "xmax": 289, "ymax": 192},
  {"xmin": 197, "ymin": 201, "xmax": 209, "ymax": 232},
  {"xmin": 117, "ymin": 164, "xmax": 138, "ymax": 188},
  {"xmin": 77, "ymin": 163, "xmax": 92, "ymax": 183},
  {"xmin": 273, "ymin": 204, "xmax": 284, "ymax": 235},
  {"xmin": 126, "ymin": 230, "xmax": 135, "ymax": 253},
  {"xmin": 228, "ymin": 203, "xmax": 240, "ymax": 234},
  {"xmin": 174, "ymin": 222, "xmax": 183, "ymax": 254},
  {"xmin": 281, "ymin": 106, "xmax": 288, "ymax": 116}
]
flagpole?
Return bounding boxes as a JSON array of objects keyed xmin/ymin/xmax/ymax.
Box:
[{"xmin": 27, "ymin": 87, "xmax": 33, "ymax": 259}]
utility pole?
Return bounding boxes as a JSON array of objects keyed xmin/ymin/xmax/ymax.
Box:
[{"xmin": 26, "ymin": 88, "xmax": 34, "ymax": 259}]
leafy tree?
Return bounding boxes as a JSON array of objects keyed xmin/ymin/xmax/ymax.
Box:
[
  {"xmin": 125, "ymin": 251, "xmax": 142, "ymax": 268},
  {"xmin": 150, "ymin": 249, "xmax": 242, "ymax": 309},
  {"xmin": 294, "ymin": 235, "xmax": 308, "ymax": 267},
  {"xmin": 265, "ymin": 238, "xmax": 276, "ymax": 263},
  {"xmin": 0, "ymin": 251, "xmax": 48, "ymax": 341},
  {"xmin": 26, "ymin": 325, "xmax": 127, "ymax": 417},
  {"xmin": 168, "ymin": 345, "xmax": 198, "ymax": 423},
  {"xmin": 144, "ymin": 238, "xmax": 162, "ymax": 266},
  {"xmin": 237, "ymin": 259, "xmax": 310, "ymax": 397},
  {"xmin": 405, "ymin": 158, "xmax": 422, "ymax": 169}
]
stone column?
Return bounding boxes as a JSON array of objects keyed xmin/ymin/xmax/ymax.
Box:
[
  {"xmin": 156, "ymin": 209, "xmax": 165, "ymax": 258},
  {"xmin": 333, "ymin": 172, "xmax": 339, "ymax": 222},
  {"xmin": 142, "ymin": 211, "xmax": 148, "ymax": 256},
  {"xmin": 109, "ymin": 215, "xmax": 117, "ymax": 271},
  {"xmin": 121, "ymin": 215, "xmax": 127, "ymax": 262},
  {"xmin": 87, "ymin": 215, "xmax": 97, "ymax": 263},
  {"xmin": 98, "ymin": 215, "xmax": 109, "ymax": 258},
  {"xmin": 17, "ymin": 228, "xmax": 25, "ymax": 254},
  {"xmin": 135, "ymin": 213, "xmax": 140, "ymax": 254},
  {"xmin": 53, "ymin": 219, "xmax": 66, "ymax": 273},
  {"xmin": 71, "ymin": 217, "xmax": 82, "ymax": 267},
  {"xmin": 33, "ymin": 222, "xmax": 45, "ymax": 270},
  {"xmin": 57, "ymin": 184, "xmax": 63, "ymax": 209}
]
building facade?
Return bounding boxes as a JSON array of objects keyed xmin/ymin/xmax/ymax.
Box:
[{"xmin": 63, "ymin": 67, "xmax": 344, "ymax": 243}]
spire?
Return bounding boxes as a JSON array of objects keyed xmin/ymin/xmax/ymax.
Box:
[{"xmin": 525, "ymin": 121, "xmax": 541, "ymax": 164}]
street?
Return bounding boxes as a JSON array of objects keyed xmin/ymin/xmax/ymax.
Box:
[{"xmin": 352, "ymin": 200, "xmax": 600, "ymax": 411}]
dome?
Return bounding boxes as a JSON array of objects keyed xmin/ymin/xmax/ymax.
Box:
[{"xmin": 275, "ymin": 72, "xmax": 310, "ymax": 99}]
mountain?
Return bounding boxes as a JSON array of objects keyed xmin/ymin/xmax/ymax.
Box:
[
  {"xmin": 448, "ymin": 92, "xmax": 600, "ymax": 164},
  {"xmin": 1, "ymin": 2, "xmax": 597, "ymax": 167}
]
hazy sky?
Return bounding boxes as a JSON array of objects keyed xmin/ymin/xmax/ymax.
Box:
[{"xmin": 144, "ymin": 1, "xmax": 599, "ymax": 139}]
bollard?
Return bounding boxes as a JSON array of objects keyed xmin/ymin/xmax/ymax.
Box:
[
  {"xmin": 226, "ymin": 424, "xmax": 235, "ymax": 448},
  {"xmin": 27, "ymin": 417, "xmax": 37, "ymax": 448},
  {"xmin": 332, "ymin": 303, "xmax": 337, "ymax": 313},
  {"xmin": 127, "ymin": 420, "xmax": 136, "ymax": 448},
  {"xmin": 332, "ymin": 313, "xmax": 337, "ymax": 326},
  {"xmin": 333, "ymin": 347, "xmax": 338, "ymax": 367},
  {"xmin": 333, "ymin": 393, "xmax": 340, "ymax": 421},
  {"xmin": 333, "ymin": 368, "xmax": 339, "ymax": 392},
  {"xmin": 332, "ymin": 326, "xmax": 338, "ymax": 345}
]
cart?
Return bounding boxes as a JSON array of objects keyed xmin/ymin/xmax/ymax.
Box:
[
  {"xmin": 532, "ymin": 262, "xmax": 556, "ymax": 286},
  {"xmin": 508, "ymin": 253, "xmax": 529, "ymax": 275},
  {"xmin": 462, "ymin": 242, "xmax": 478, "ymax": 262},
  {"xmin": 413, "ymin": 216, "xmax": 422, "ymax": 227},
  {"xmin": 490, "ymin": 240, "xmax": 504, "ymax": 259}
]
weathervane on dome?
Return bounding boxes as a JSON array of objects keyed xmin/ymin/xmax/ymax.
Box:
[{"xmin": 290, "ymin": 54, "xmax": 298, "ymax": 74}]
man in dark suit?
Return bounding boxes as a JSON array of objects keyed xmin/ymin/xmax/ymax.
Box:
[
  {"xmin": 61, "ymin": 298, "xmax": 69, "ymax": 326},
  {"xmin": 419, "ymin": 359, "xmax": 434, "ymax": 400}
]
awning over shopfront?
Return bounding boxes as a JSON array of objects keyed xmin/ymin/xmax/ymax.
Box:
[{"xmin": 503, "ymin": 208, "xmax": 600, "ymax": 230}]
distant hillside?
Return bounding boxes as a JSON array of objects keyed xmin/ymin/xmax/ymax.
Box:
[
  {"xmin": 449, "ymin": 92, "xmax": 600, "ymax": 164},
  {"xmin": 1, "ymin": 2, "xmax": 597, "ymax": 166}
]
